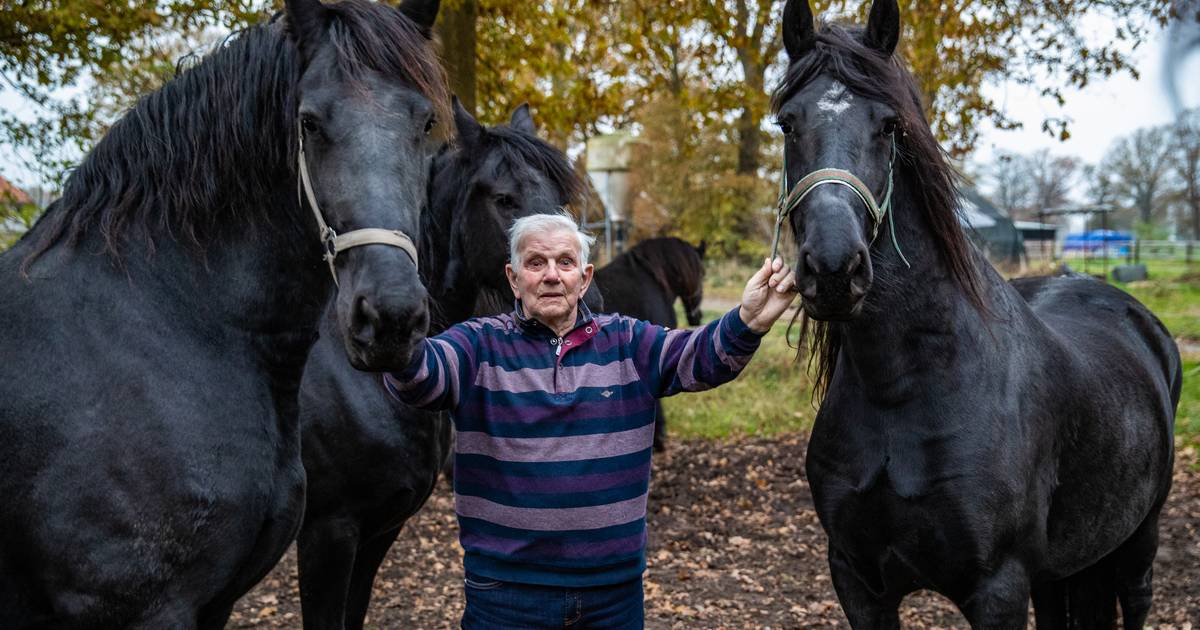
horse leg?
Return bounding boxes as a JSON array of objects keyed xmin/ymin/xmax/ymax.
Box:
[
  {"xmin": 1113, "ymin": 509, "xmax": 1162, "ymax": 629},
  {"xmin": 827, "ymin": 548, "xmax": 901, "ymax": 629},
  {"xmin": 653, "ymin": 399, "xmax": 667, "ymax": 453},
  {"xmin": 1031, "ymin": 580, "xmax": 1068, "ymax": 630},
  {"xmin": 298, "ymin": 518, "xmax": 360, "ymax": 630},
  {"xmin": 343, "ymin": 526, "xmax": 404, "ymax": 630},
  {"xmin": 197, "ymin": 602, "xmax": 235, "ymax": 630},
  {"xmin": 958, "ymin": 559, "xmax": 1031, "ymax": 630},
  {"xmin": 1063, "ymin": 555, "xmax": 1118, "ymax": 629}
]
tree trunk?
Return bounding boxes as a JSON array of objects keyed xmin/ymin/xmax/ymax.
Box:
[
  {"xmin": 736, "ymin": 107, "xmax": 762, "ymax": 175},
  {"xmin": 435, "ymin": 0, "xmax": 477, "ymax": 116},
  {"xmin": 736, "ymin": 62, "xmax": 764, "ymax": 176}
]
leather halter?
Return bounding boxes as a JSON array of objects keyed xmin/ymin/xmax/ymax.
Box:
[
  {"xmin": 770, "ymin": 133, "xmax": 909, "ymax": 268},
  {"xmin": 297, "ymin": 120, "xmax": 419, "ymax": 285}
]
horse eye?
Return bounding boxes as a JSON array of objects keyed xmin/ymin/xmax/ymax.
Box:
[
  {"xmin": 493, "ymin": 193, "xmax": 516, "ymax": 209},
  {"xmin": 881, "ymin": 118, "xmax": 899, "ymax": 136},
  {"xmin": 424, "ymin": 117, "xmax": 436, "ymax": 135},
  {"xmin": 777, "ymin": 121, "xmax": 794, "ymax": 135},
  {"xmin": 301, "ymin": 115, "xmax": 320, "ymax": 136}
]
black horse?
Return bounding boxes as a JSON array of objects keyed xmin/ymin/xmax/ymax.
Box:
[
  {"xmin": 0, "ymin": 1, "xmax": 449, "ymax": 627},
  {"xmin": 297, "ymin": 101, "xmax": 588, "ymax": 630},
  {"xmin": 594, "ymin": 237, "xmax": 706, "ymax": 451},
  {"xmin": 772, "ymin": 1, "xmax": 1181, "ymax": 627}
]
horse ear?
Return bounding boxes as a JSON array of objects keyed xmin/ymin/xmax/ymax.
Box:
[
  {"xmin": 696, "ymin": 239, "xmax": 707, "ymax": 259},
  {"xmin": 782, "ymin": 0, "xmax": 816, "ymax": 61},
  {"xmin": 452, "ymin": 96, "xmax": 483, "ymax": 148},
  {"xmin": 399, "ymin": 0, "xmax": 440, "ymax": 35},
  {"xmin": 510, "ymin": 103, "xmax": 536, "ymax": 135},
  {"xmin": 863, "ymin": 0, "xmax": 900, "ymax": 57},
  {"xmin": 284, "ymin": 0, "xmax": 330, "ymax": 58}
]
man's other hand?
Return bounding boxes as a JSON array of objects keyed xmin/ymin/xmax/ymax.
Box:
[{"xmin": 738, "ymin": 257, "xmax": 797, "ymax": 334}]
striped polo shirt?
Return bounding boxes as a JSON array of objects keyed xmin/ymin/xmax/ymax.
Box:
[{"xmin": 383, "ymin": 302, "xmax": 762, "ymax": 587}]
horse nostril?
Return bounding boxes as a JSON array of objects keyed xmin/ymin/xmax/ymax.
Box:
[
  {"xmin": 845, "ymin": 252, "xmax": 862, "ymax": 276},
  {"xmin": 804, "ymin": 253, "xmax": 820, "ymax": 275},
  {"xmin": 352, "ymin": 295, "xmax": 381, "ymax": 343}
]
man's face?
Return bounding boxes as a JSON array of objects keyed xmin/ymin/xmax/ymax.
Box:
[{"xmin": 505, "ymin": 228, "xmax": 594, "ymax": 333}]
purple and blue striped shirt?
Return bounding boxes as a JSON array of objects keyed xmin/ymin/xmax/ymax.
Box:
[{"xmin": 384, "ymin": 303, "xmax": 762, "ymax": 587}]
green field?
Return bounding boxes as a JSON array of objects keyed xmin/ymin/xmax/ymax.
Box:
[{"xmin": 664, "ymin": 258, "xmax": 1200, "ymax": 450}]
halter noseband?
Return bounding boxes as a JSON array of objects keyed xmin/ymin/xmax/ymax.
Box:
[
  {"xmin": 770, "ymin": 133, "xmax": 909, "ymax": 268},
  {"xmin": 298, "ymin": 120, "xmax": 420, "ymax": 286}
]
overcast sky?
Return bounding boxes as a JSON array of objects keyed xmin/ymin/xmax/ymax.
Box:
[{"xmin": 973, "ymin": 21, "xmax": 1200, "ymax": 168}]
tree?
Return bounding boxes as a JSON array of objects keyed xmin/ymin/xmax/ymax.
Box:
[
  {"xmin": 1103, "ymin": 125, "xmax": 1175, "ymax": 228},
  {"xmin": 1169, "ymin": 108, "xmax": 1200, "ymax": 239},
  {"xmin": 0, "ymin": 1, "xmax": 267, "ymax": 178},
  {"xmin": 1025, "ymin": 149, "xmax": 1079, "ymax": 218},
  {"xmin": 436, "ymin": 0, "xmax": 478, "ymax": 115},
  {"xmin": 986, "ymin": 151, "xmax": 1033, "ymax": 218},
  {"xmin": 898, "ymin": 0, "xmax": 1172, "ymax": 156}
]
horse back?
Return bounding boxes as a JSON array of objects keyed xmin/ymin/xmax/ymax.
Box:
[
  {"xmin": 1011, "ymin": 275, "xmax": 1181, "ymax": 412},
  {"xmin": 594, "ymin": 259, "xmax": 677, "ymax": 327}
]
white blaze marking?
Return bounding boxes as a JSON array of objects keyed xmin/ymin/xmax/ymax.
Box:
[{"xmin": 817, "ymin": 80, "xmax": 853, "ymax": 117}]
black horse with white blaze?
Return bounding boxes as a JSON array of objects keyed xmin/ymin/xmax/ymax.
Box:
[
  {"xmin": 0, "ymin": 0, "xmax": 448, "ymax": 627},
  {"xmin": 297, "ymin": 101, "xmax": 588, "ymax": 630},
  {"xmin": 772, "ymin": 0, "xmax": 1181, "ymax": 627}
]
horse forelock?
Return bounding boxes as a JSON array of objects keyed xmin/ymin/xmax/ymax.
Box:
[
  {"xmin": 770, "ymin": 22, "xmax": 988, "ymax": 403},
  {"xmin": 485, "ymin": 125, "xmax": 584, "ymax": 208},
  {"xmin": 324, "ymin": 0, "xmax": 451, "ymax": 140}
]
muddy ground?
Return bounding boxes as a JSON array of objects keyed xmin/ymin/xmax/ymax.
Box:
[{"xmin": 231, "ymin": 435, "xmax": 1200, "ymax": 629}]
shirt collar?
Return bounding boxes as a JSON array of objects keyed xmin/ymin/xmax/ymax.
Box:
[{"xmin": 513, "ymin": 300, "xmax": 595, "ymax": 337}]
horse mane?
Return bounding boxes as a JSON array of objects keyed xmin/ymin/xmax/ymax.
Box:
[
  {"xmin": 770, "ymin": 22, "xmax": 987, "ymax": 403},
  {"xmin": 481, "ymin": 125, "xmax": 585, "ymax": 209},
  {"xmin": 622, "ymin": 237, "xmax": 702, "ymax": 297},
  {"xmin": 25, "ymin": 0, "xmax": 449, "ymax": 265}
]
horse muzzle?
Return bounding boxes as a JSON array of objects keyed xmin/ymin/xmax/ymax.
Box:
[{"xmin": 796, "ymin": 238, "xmax": 872, "ymax": 322}]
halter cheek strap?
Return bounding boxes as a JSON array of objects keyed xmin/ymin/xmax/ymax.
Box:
[
  {"xmin": 770, "ymin": 133, "xmax": 909, "ymax": 269},
  {"xmin": 298, "ymin": 120, "xmax": 419, "ymax": 286}
]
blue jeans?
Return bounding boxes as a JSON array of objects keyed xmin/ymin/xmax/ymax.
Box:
[{"xmin": 461, "ymin": 572, "xmax": 644, "ymax": 629}]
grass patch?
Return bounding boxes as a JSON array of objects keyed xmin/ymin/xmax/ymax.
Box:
[
  {"xmin": 1179, "ymin": 360, "xmax": 1200, "ymax": 450},
  {"xmin": 661, "ymin": 307, "xmax": 814, "ymax": 440}
]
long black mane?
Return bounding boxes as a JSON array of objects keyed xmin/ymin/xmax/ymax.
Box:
[
  {"xmin": 26, "ymin": 0, "xmax": 449, "ymax": 264},
  {"xmin": 770, "ymin": 22, "xmax": 986, "ymax": 401}
]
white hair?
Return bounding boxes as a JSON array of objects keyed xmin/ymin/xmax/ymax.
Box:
[{"xmin": 508, "ymin": 213, "xmax": 596, "ymax": 267}]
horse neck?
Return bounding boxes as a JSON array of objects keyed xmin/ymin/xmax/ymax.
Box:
[
  {"xmin": 144, "ymin": 191, "xmax": 329, "ymax": 337},
  {"xmin": 423, "ymin": 157, "xmax": 473, "ymax": 331},
  {"xmin": 833, "ymin": 176, "xmax": 1003, "ymax": 389}
]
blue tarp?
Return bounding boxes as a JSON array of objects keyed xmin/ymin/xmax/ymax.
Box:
[{"xmin": 1063, "ymin": 229, "xmax": 1133, "ymax": 254}]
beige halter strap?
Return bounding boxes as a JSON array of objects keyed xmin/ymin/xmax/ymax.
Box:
[{"xmin": 297, "ymin": 121, "xmax": 419, "ymax": 286}]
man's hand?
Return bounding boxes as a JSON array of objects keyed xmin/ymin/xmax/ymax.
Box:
[{"xmin": 739, "ymin": 257, "xmax": 797, "ymax": 334}]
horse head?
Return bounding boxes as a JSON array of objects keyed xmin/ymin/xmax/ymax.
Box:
[
  {"xmin": 431, "ymin": 100, "xmax": 585, "ymax": 311},
  {"xmin": 773, "ymin": 0, "xmax": 903, "ymax": 321},
  {"xmin": 286, "ymin": 0, "xmax": 448, "ymax": 371}
]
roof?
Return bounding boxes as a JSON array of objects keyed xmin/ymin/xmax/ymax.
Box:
[{"xmin": 0, "ymin": 175, "xmax": 32, "ymax": 205}]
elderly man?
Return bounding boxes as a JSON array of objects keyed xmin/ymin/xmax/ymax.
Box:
[{"xmin": 384, "ymin": 213, "xmax": 795, "ymax": 629}]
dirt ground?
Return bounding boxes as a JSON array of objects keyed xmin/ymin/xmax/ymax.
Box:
[{"xmin": 230, "ymin": 435, "xmax": 1200, "ymax": 629}]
